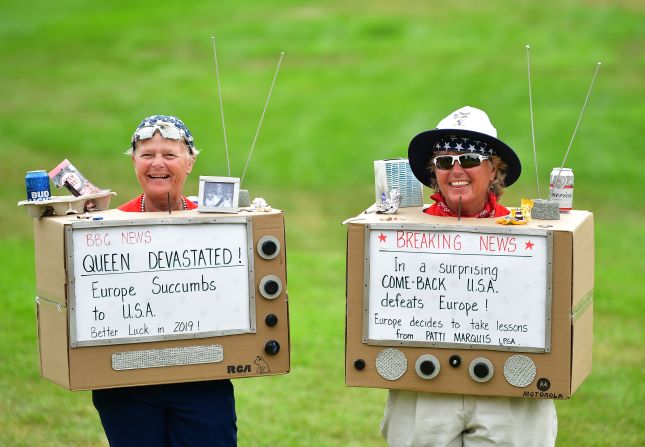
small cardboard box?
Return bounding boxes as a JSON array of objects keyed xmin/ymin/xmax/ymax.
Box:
[
  {"xmin": 34, "ymin": 209, "xmax": 290, "ymax": 390},
  {"xmin": 374, "ymin": 159, "xmax": 423, "ymax": 208},
  {"xmin": 345, "ymin": 207, "xmax": 593, "ymax": 399}
]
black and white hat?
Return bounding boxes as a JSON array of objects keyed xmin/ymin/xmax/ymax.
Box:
[{"xmin": 408, "ymin": 106, "xmax": 522, "ymax": 187}]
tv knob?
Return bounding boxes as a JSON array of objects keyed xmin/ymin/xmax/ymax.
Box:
[
  {"xmin": 262, "ymin": 240, "xmax": 278, "ymax": 256},
  {"xmin": 473, "ymin": 363, "xmax": 489, "ymax": 378},
  {"xmin": 419, "ymin": 360, "xmax": 435, "ymax": 376},
  {"xmin": 259, "ymin": 275, "xmax": 282, "ymax": 299},
  {"xmin": 264, "ymin": 340, "xmax": 280, "ymax": 355},
  {"xmin": 265, "ymin": 314, "xmax": 278, "ymax": 327},
  {"xmin": 354, "ymin": 359, "xmax": 366, "ymax": 371},
  {"xmin": 264, "ymin": 280, "xmax": 279, "ymax": 295},
  {"xmin": 469, "ymin": 357, "xmax": 494, "ymax": 382},
  {"xmin": 257, "ymin": 236, "xmax": 280, "ymax": 260},
  {"xmin": 449, "ymin": 355, "xmax": 461, "ymax": 368},
  {"xmin": 415, "ymin": 354, "xmax": 440, "ymax": 379}
]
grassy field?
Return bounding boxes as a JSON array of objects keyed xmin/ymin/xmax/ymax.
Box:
[{"xmin": 0, "ymin": 1, "xmax": 643, "ymax": 446}]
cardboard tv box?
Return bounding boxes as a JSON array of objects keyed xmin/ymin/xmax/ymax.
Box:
[
  {"xmin": 34, "ymin": 209, "xmax": 290, "ymax": 390},
  {"xmin": 345, "ymin": 206, "xmax": 593, "ymax": 399}
]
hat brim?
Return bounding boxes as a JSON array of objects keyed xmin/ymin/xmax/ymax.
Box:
[{"xmin": 408, "ymin": 128, "xmax": 521, "ymax": 188}]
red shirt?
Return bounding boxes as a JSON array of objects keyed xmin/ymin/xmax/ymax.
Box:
[
  {"xmin": 423, "ymin": 192, "xmax": 509, "ymax": 218},
  {"xmin": 118, "ymin": 194, "xmax": 198, "ymax": 212}
]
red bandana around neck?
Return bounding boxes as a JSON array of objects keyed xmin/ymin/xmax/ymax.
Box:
[{"xmin": 424, "ymin": 191, "xmax": 509, "ymax": 218}]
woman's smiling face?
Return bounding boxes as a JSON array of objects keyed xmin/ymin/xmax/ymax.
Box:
[
  {"xmin": 132, "ymin": 132, "xmax": 194, "ymax": 203},
  {"xmin": 434, "ymin": 151, "xmax": 496, "ymax": 215}
]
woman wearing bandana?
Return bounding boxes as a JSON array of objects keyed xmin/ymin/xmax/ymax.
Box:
[
  {"xmin": 92, "ymin": 115, "xmax": 237, "ymax": 446},
  {"xmin": 380, "ymin": 107, "xmax": 557, "ymax": 447}
]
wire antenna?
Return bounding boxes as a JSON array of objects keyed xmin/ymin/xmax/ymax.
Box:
[
  {"xmin": 241, "ymin": 51, "xmax": 285, "ymax": 186},
  {"xmin": 211, "ymin": 37, "xmax": 231, "ymax": 177},
  {"xmin": 558, "ymin": 62, "xmax": 602, "ymax": 175},
  {"xmin": 526, "ymin": 45, "xmax": 541, "ymax": 199}
]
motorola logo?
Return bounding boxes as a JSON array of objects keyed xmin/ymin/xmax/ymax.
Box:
[{"xmin": 537, "ymin": 378, "xmax": 551, "ymax": 391}]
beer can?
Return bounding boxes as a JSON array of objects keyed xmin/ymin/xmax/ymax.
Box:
[
  {"xmin": 25, "ymin": 170, "xmax": 51, "ymax": 201},
  {"xmin": 549, "ymin": 168, "xmax": 574, "ymax": 212}
]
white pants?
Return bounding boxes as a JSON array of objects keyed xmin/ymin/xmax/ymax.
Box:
[{"xmin": 381, "ymin": 391, "xmax": 557, "ymax": 447}]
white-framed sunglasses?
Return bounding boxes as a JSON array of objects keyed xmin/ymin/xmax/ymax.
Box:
[
  {"xmin": 134, "ymin": 123, "xmax": 185, "ymax": 143},
  {"xmin": 433, "ymin": 153, "xmax": 490, "ymax": 170}
]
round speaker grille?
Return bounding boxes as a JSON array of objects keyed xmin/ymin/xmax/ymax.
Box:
[
  {"xmin": 376, "ymin": 348, "xmax": 407, "ymax": 381},
  {"xmin": 503, "ymin": 355, "xmax": 537, "ymax": 388}
]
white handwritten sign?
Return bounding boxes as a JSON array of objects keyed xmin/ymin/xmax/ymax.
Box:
[
  {"xmin": 69, "ymin": 221, "xmax": 252, "ymax": 347},
  {"xmin": 366, "ymin": 226, "xmax": 551, "ymax": 351}
]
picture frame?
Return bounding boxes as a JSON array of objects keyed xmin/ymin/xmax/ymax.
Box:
[{"xmin": 198, "ymin": 176, "xmax": 240, "ymax": 213}]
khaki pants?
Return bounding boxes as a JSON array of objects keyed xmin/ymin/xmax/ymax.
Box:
[{"xmin": 381, "ymin": 391, "xmax": 557, "ymax": 447}]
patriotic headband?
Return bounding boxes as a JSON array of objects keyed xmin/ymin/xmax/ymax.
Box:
[
  {"xmin": 130, "ymin": 115, "xmax": 196, "ymax": 154},
  {"xmin": 434, "ymin": 136, "xmax": 495, "ymax": 157}
]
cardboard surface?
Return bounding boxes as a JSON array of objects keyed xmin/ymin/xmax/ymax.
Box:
[
  {"xmin": 571, "ymin": 302, "xmax": 593, "ymax": 394},
  {"xmin": 345, "ymin": 207, "xmax": 594, "ymax": 399},
  {"xmin": 37, "ymin": 298, "xmax": 70, "ymax": 388},
  {"xmin": 34, "ymin": 209, "xmax": 290, "ymax": 390},
  {"xmin": 34, "ymin": 217, "xmax": 67, "ymax": 304}
]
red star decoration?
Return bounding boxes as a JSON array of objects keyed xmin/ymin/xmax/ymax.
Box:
[
  {"xmin": 378, "ymin": 233, "xmax": 387, "ymax": 243},
  {"xmin": 525, "ymin": 240, "xmax": 534, "ymax": 250}
]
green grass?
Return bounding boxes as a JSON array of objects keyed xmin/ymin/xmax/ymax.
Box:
[{"xmin": 1, "ymin": 1, "xmax": 644, "ymax": 446}]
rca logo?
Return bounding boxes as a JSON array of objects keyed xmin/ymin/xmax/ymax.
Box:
[
  {"xmin": 227, "ymin": 364, "xmax": 251, "ymax": 374},
  {"xmin": 537, "ymin": 378, "xmax": 551, "ymax": 391}
]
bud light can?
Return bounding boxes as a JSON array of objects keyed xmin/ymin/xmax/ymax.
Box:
[
  {"xmin": 25, "ymin": 170, "xmax": 51, "ymax": 201},
  {"xmin": 549, "ymin": 168, "xmax": 574, "ymax": 212}
]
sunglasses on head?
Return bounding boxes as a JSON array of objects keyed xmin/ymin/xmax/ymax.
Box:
[
  {"xmin": 134, "ymin": 124, "xmax": 185, "ymax": 143},
  {"xmin": 433, "ymin": 153, "xmax": 490, "ymax": 170}
]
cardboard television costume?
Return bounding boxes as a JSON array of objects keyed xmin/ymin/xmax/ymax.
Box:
[
  {"xmin": 34, "ymin": 208, "xmax": 289, "ymax": 390},
  {"xmin": 28, "ymin": 126, "xmax": 289, "ymax": 390},
  {"xmin": 345, "ymin": 108, "xmax": 593, "ymax": 400},
  {"xmin": 28, "ymin": 46, "xmax": 291, "ymax": 391}
]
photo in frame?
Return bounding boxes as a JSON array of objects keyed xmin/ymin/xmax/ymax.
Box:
[{"xmin": 198, "ymin": 176, "xmax": 240, "ymax": 213}]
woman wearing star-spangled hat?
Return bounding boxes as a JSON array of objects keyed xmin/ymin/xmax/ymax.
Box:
[
  {"xmin": 380, "ymin": 107, "xmax": 557, "ymax": 447},
  {"xmin": 407, "ymin": 106, "xmax": 521, "ymax": 218}
]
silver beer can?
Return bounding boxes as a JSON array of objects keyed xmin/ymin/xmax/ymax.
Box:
[{"xmin": 549, "ymin": 168, "xmax": 574, "ymax": 212}]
